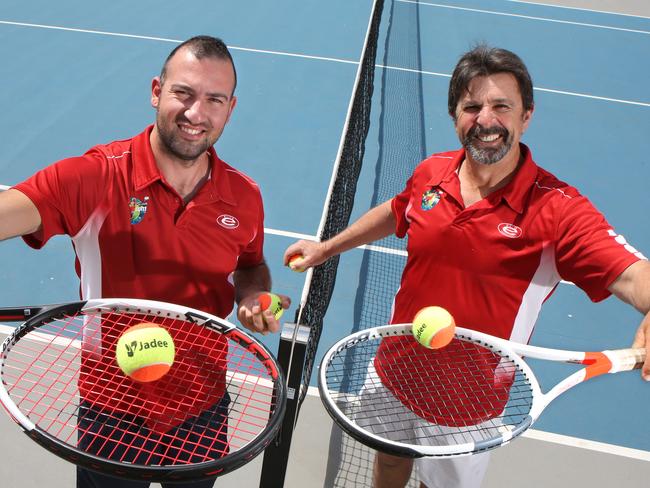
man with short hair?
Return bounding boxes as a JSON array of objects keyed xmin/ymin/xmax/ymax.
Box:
[
  {"xmin": 285, "ymin": 44, "xmax": 650, "ymax": 488},
  {"xmin": 1, "ymin": 35, "xmax": 289, "ymax": 488}
]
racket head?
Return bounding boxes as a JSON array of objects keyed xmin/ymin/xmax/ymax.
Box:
[
  {"xmin": 318, "ymin": 324, "xmax": 537, "ymax": 458},
  {"xmin": 0, "ymin": 299, "xmax": 286, "ymax": 482}
]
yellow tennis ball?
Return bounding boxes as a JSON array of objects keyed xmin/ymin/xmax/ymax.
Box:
[
  {"xmin": 412, "ymin": 306, "xmax": 456, "ymax": 349},
  {"xmin": 115, "ymin": 323, "xmax": 175, "ymax": 382},
  {"xmin": 258, "ymin": 292, "xmax": 284, "ymax": 320}
]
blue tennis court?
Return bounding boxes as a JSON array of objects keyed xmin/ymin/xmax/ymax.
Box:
[{"xmin": 1, "ymin": 0, "xmax": 649, "ymax": 486}]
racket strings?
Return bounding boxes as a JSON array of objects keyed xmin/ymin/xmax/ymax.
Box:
[
  {"xmin": 1, "ymin": 309, "xmax": 280, "ymax": 467},
  {"xmin": 325, "ymin": 336, "xmax": 534, "ymax": 450}
]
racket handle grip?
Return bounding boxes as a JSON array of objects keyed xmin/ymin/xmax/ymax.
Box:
[{"xmin": 605, "ymin": 348, "xmax": 646, "ymax": 372}]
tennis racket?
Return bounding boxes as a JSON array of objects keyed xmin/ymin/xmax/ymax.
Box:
[
  {"xmin": 318, "ymin": 324, "xmax": 644, "ymax": 458},
  {"xmin": 0, "ymin": 298, "xmax": 286, "ymax": 482}
]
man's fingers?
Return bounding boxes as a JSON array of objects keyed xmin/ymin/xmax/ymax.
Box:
[
  {"xmin": 262, "ymin": 310, "xmax": 280, "ymax": 334},
  {"xmin": 631, "ymin": 321, "xmax": 650, "ymax": 381}
]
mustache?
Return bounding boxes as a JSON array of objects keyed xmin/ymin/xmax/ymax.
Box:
[
  {"xmin": 175, "ymin": 116, "xmax": 210, "ymax": 131},
  {"xmin": 468, "ymin": 125, "xmax": 509, "ymax": 139}
]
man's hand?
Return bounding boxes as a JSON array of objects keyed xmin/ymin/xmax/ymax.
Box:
[
  {"xmin": 632, "ymin": 310, "xmax": 650, "ymax": 381},
  {"xmin": 283, "ymin": 240, "xmax": 329, "ymax": 272},
  {"xmin": 237, "ymin": 293, "xmax": 291, "ymax": 335},
  {"xmin": 608, "ymin": 260, "xmax": 650, "ymax": 381},
  {"xmin": 283, "ymin": 200, "xmax": 396, "ymax": 273}
]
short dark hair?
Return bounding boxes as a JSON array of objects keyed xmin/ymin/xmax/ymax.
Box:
[
  {"xmin": 160, "ymin": 35, "xmax": 237, "ymax": 94},
  {"xmin": 448, "ymin": 45, "xmax": 534, "ymax": 119}
]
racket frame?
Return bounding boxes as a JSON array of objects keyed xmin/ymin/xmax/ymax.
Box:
[
  {"xmin": 0, "ymin": 298, "xmax": 286, "ymax": 482},
  {"xmin": 318, "ymin": 324, "xmax": 644, "ymax": 458}
]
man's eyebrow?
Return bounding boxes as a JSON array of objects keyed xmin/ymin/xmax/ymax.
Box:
[
  {"xmin": 461, "ymin": 97, "xmax": 513, "ymax": 106},
  {"xmin": 169, "ymin": 84, "xmax": 230, "ymax": 99},
  {"xmin": 206, "ymin": 91, "xmax": 230, "ymax": 99},
  {"xmin": 169, "ymin": 83, "xmax": 194, "ymax": 93}
]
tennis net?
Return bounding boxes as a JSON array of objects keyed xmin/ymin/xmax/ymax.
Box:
[
  {"xmin": 323, "ymin": 0, "xmax": 427, "ymax": 486},
  {"xmin": 259, "ymin": 1, "xmax": 385, "ymax": 486}
]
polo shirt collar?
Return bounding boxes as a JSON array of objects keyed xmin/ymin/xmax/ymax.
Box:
[
  {"xmin": 131, "ymin": 125, "xmax": 236, "ymax": 205},
  {"xmin": 426, "ymin": 143, "xmax": 538, "ymax": 214},
  {"xmin": 425, "ymin": 151, "xmax": 463, "ymax": 189},
  {"xmin": 499, "ymin": 143, "xmax": 538, "ymax": 214}
]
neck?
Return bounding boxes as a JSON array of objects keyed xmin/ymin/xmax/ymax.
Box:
[{"xmin": 150, "ymin": 127, "xmax": 211, "ymax": 202}]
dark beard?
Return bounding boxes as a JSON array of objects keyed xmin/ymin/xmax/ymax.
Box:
[
  {"xmin": 462, "ymin": 125, "xmax": 512, "ymax": 165},
  {"xmin": 156, "ymin": 113, "xmax": 212, "ymax": 162}
]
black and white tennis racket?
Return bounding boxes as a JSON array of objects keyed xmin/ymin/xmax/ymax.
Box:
[
  {"xmin": 0, "ymin": 298, "xmax": 285, "ymax": 482},
  {"xmin": 319, "ymin": 324, "xmax": 644, "ymax": 458}
]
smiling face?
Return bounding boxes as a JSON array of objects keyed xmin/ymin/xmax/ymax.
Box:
[
  {"xmin": 150, "ymin": 47, "xmax": 237, "ymax": 164},
  {"xmin": 454, "ymin": 72, "xmax": 533, "ymax": 166}
]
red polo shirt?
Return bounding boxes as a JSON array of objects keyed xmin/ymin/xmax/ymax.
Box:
[
  {"xmin": 15, "ymin": 125, "xmax": 265, "ymax": 430},
  {"xmin": 375, "ymin": 144, "xmax": 643, "ymax": 425}
]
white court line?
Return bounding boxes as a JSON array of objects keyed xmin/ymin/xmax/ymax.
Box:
[
  {"xmin": 0, "ymin": 188, "xmax": 576, "ymax": 287},
  {"xmin": 506, "ymin": 0, "xmax": 650, "ymax": 20},
  {"xmin": 303, "ymin": 384, "xmax": 650, "ymax": 461},
  {"xmin": 0, "ymin": 19, "xmax": 648, "ymax": 107},
  {"xmin": 522, "ymin": 428, "xmax": 650, "ymax": 461},
  {"xmin": 397, "ymin": 0, "xmax": 650, "ymax": 35},
  {"xmin": 376, "ymin": 64, "xmax": 650, "ymax": 108},
  {"xmin": 265, "ymin": 227, "xmax": 575, "ymax": 285},
  {"xmin": 532, "ymin": 87, "xmax": 650, "ymax": 107},
  {"xmin": 378, "ymin": 64, "xmax": 650, "ymax": 107},
  {"xmin": 265, "ymin": 228, "xmax": 406, "ymax": 256},
  {"xmin": 0, "ymin": 20, "xmax": 357, "ymax": 67},
  {"xmin": 264, "ymin": 228, "xmax": 317, "ymax": 242}
]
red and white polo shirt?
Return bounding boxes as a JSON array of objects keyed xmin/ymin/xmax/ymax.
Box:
[
  {"xmin": 15, "ymin": 125, "xmax": 265, "ymax": 430},
  {"xmin": 375, "ymin": 144, "xmax": 643, "ymax": 423}
]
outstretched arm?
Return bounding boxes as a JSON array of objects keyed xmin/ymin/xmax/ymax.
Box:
[
  {"xmin": 0, "ymin": 189, "xmax": 41, "ymax": 241},
  {"xmin": 608, "ymin": 260, "xmax": 650, "ymax": 380},
  {"xmin": 283, "ymin": 199, "xmax": 396, "ymax": 271}
]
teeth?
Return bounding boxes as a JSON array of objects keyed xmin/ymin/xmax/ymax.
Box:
[
  {"xmin": 180, "ymin": 126, "xmax": 201, "ymax": 136},
  {"xmin": 478, "ymin": 134, "xmax": 499, "ymax": 142}
]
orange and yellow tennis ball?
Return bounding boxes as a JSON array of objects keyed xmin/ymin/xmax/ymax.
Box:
[
  {"xmin": 287, "ymin": 253, "xmax": 306, "ymax": 272},
  {"xmin": 115, "ymin": 323, "xmax": 175, "ymax": 382},
  {"xmin": 411, "ymin": 306, "xmax": 456, "ymax": 349},
  {"xmin": 258, "ymin": 292, "xmax": 284, "ymax": 321}
]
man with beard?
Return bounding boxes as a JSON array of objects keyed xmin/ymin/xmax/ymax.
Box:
[
  {"xmin": 0, "ymin": 36, "xmax": 289, "ymax": 488},
  {"xmin": 284, "ymin": 45, "xmax": 650, "ymax": 488}
]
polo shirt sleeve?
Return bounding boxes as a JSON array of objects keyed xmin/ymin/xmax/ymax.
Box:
[
  {"xmin": 13, "ymin": 149, "xmax": 110, "ymax": 249},
  {"xmin": 555, "ymin": 195, "xmax": 641, "ymax": 302},
  {"xmin": 392, "ymin": 173, "xmax": 415, "ymax": 239},
  {"xmin": 235, "ymin": 190, "xmax": 265, "ymax": 269}
]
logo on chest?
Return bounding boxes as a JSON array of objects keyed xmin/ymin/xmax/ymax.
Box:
[
  {"xmin": 421, "ymin": 189, "xmax": 443, "ymax": 211},
  {"xmin": 498, "ymin": 223, "xmax": 523, "ymax": 239},
  {"xmin": 217, "ymin": 214, "xmax": 239, "ymax": 229},
  {"xmin": 129, "ymin": 196, "xmax": 149, "ymax": 225}
]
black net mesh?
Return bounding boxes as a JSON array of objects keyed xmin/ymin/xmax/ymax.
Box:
[
  {"xmin": 322, "ymin": 1, "xmax": 428, "ymax": 486},
  {"xmin": 294, "ymin": 0, "xmax": 386, "ymax": 410},
  {"xmin": 290, "ymin": 0, "xmax": 431, "ymax": 485}
]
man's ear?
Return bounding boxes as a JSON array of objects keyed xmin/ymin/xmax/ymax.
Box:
[
  {"xmin": 522, "ymin": 103, "xmax": 534, "ymax": 132},
  {"xmin": 151, "ymin": 77, "xmax": 162, "ymax": 109},
  {"xmin": 226, "ymin": 96, "xmax": 238, "ymax": 124}
]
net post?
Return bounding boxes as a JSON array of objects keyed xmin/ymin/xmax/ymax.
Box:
[{"xmin": 259, "ymin": 322, "xmax": 310, "ymax": 488}]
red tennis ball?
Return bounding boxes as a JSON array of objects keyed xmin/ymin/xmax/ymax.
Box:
[
  {"xmin": 115, "ymin": 323, "xmax": 175, "ymax": 382},
  {"xmin": 287, "ymin": 254, "xmax": 306, "ymax": 272},
  {"xmin": 411, "ymin": 306, "xmax": 456, "ymax": 349},
  {"xmin": 258, "ymin": 292, "xmax": 284, "ymax": 321}
]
